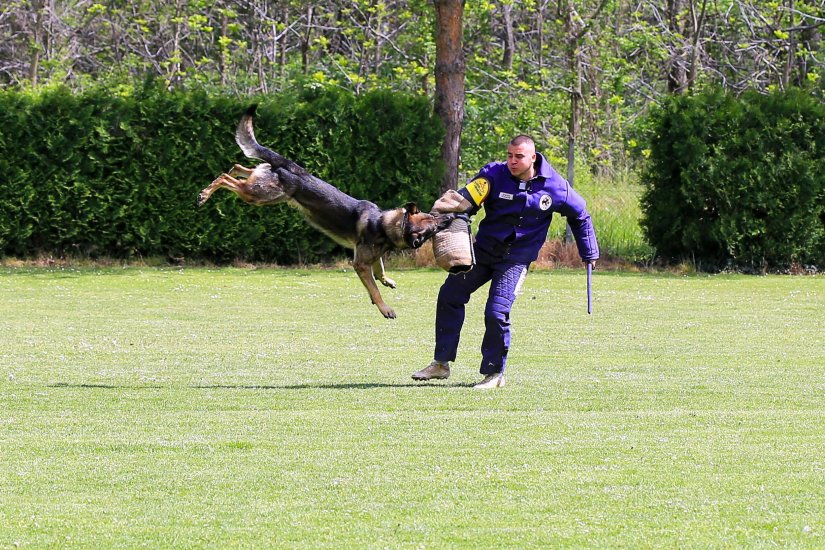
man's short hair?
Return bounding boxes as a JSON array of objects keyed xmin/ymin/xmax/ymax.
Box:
[{"xmin": 509, "ymin": 134, "xmax": 535, "ymax": 148}]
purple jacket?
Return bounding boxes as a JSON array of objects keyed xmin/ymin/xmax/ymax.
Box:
[{"xmin": 458, "ymin": 153, "xmax": 599, "ymax": 263}]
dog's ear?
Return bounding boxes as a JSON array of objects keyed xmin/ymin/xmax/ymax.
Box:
[{"xmin": 403, "ymin": 202, "xmax": 420, "ymax": 215}]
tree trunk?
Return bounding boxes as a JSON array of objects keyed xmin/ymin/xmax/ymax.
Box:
[
  {"xmin": 300, "ymin": 5, "xmax": 314, "ymax": 74},
  {"xmin": 564, "ymin": 3, "xmax": 582, "ymax": 243},
  {"xmin": 666, "ymin": 0, "xmax": 688, "ymax": 93},
  {"xmin": 781, "ymin": 0, "xmax": 796, "ymax": 90},
  {"xmin": 220, "ymin": 12, "xmax": 229, "ymax": 87},
  {"xmin": 279, "ymin": 5, "xmax": 289, "ymax": 79},
  {"xmin": 29, "ymin": 0, "xmax": 46, "ymax": 87},
  {"xmin": 374, "ymin": 4, "xmax": 383, "ymax": 75},
  {"xmin": 687, "ymin": 0, "xmax": 708, "ymax": 92},
  {"xmin": 433, "ymin": 0, "xmax": 466, "ymax": 194},
  {"xmin": 798, "ymin": 21, "xmax": 820, "ymax": 86},
  {"xmin": 170, "ymin": 0, "xmax": 186, "ymax": 87},
  {"xmin": 565, "ymin": 1, "xmax": 582, "ymax": 188},
  {"xmin": 537, "ymin": 4, "xmax": 545, "ymax": 84},
  {"xmin": 502, "ymin": 3, "xmax": 515, "ymax": 71}
]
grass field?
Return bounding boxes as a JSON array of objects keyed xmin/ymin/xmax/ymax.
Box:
[{"xmin": 1, "ymin": 266, "xmax": 823, "ymax": 548}]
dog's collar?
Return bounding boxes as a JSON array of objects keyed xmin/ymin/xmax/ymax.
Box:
[{"xmin": 400, "ymin": 209, "xmax": 412, "ymax": 247}]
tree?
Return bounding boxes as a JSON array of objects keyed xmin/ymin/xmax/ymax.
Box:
[
  {"xmin": 1, "ymin": 0, "xmax": 822, "ymax": 185},
  {"xmin": 433, "ymin": 0, "xmax": 465, "ymax": 194},
  {"xmin": 563, "ymin": 0, "xmax": 609, "ymax": 185}
]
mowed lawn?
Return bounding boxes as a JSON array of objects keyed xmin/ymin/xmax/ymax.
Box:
[{"xmin": 1, "ymin": 266, "xmax": 823, "ymax": 548}]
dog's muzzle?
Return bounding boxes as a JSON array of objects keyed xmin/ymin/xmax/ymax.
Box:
[
  {"xmin": 403, "ymin": 213, "xmax": 456, "ymax": 249},
  {"xmin": 407, "ymin": 232, "xmax": 428, "ymax": 249}
]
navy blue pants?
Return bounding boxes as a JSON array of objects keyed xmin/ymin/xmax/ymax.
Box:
[{"xmin": 434, "ymin": 247, "xmax": 529, "ymax": 375}]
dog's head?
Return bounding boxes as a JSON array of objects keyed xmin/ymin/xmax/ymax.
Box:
[{"xmin": 401, "ymin": 202, "xmax": 455, "ymax": 249}]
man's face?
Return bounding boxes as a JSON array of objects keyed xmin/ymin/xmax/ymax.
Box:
[{"xmin": 507, "ymin": 142, "xmax": 536, "ymax": 180}]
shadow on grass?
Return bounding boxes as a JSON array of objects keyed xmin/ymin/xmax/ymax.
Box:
[
  {"xmin": 48, "ymin": 382, "xmax": 474, "ymax": 390},
  {"xmin": 49, "ymin": 382, "xmax": 164, "ymax": 389},
  {"xmin": 193, "ymin": 382, "xmax": 475, "ymax": 390}
]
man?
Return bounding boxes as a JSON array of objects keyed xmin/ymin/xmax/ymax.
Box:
[{"xmin": 412, "ymin": 135, "xmax": 599, "ymax": 389}]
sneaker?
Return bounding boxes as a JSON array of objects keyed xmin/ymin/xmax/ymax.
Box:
[
  {"xmin": 473, "ymin": 373, "xmax": 505, "ymax": 389},
  {"xmin": 411, "ymin": 361, "xmax": 451, "ymax": 381}
]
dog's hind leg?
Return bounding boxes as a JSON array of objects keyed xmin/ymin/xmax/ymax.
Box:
[
  {"xmin": 228, "ymin": 164, "xmax": 255, "ymax": 178},
  {"xmin": 372, "ymin": 258, "xmax": 396, "ymax": 289},
  {"xmin": 197, "ymin": 173, "xmax": 246, "ymax": 206}
]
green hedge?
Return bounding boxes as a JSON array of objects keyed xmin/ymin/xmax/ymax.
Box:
[
  {"xmin": 640, "ymin": 88, "xmax": 825, "ymax": 270},
  {"xmin": 0, "ymin": 84, "xmax": 445, "ymax": 263}
]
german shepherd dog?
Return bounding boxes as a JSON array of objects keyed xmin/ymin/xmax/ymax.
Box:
[{"xmin": 197, "ymin": 105, "xmax": 454, "ymax": 319}]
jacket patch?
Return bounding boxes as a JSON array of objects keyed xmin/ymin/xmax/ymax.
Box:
[
  {"xmin": 540, "ymin": 195, "xmax": 552, "ymax": 210},
  {"xmin": 465, "ymin": 178, "xmax": 490, "ymax": 205},
  {"xmin": 498, "ymin": 192, "xmax": 514, "ymax": 200}
]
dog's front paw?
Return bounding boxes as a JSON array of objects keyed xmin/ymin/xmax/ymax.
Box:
[
  {"xmin": 380, "ymin": 277, "xmax": 397, "ymax": 289},
  {"xmin": 378, "ymin": 304, "xmax": 397, "ymax": 319},
  {"xmin": 196, "ymin": 191, "xmax": 209, "ymax": 207}
]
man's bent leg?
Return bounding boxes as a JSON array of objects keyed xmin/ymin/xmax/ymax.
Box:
[
  {"xmin": 414, "ymin": 264, "xmax": 493, "ymax": 382},
  {"xmin": 434, "ymin": 262, "xmax": 492, "ymax": 363}
]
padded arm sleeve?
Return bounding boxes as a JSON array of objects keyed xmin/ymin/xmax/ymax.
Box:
[{"xmin": 432, "ymin": 189, "xmax": 474, "ymax": 214}]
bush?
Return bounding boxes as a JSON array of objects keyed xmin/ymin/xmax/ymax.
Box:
[
  {"xmin": 640, "ymin": 88, "xmax": 825, "ymax": 270},
  {"xmin": 0, "ymin": 83, "xmax": 444, "ymax": 263}
]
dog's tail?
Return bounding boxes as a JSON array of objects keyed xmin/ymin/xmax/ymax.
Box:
[{"xmin": 235, "ymin": 105, "xmax": 308, "ymax": 175}]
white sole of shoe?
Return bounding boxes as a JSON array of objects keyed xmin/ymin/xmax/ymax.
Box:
[{"xmin": 473, "ymin": 376, "xmax": 505, "ymax": 389}]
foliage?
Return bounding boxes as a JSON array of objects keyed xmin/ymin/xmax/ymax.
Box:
[
  {"xmin": 2, "ymin": 1, "xmax": 824, "ymax": 266},
  {"xmin": 0, "ymin": 84, "xmax": 444, "ymax": 263},
  {"xmin": 462, "ymin": 90, "xmax": 570, "ymax": 173},
  {"xmin": 639, "ymin": 88, "xmax": 825, "ymax": 269},
  {"xmin": 2, "ymin": 0, "xmax": 822, "ymax": 179}
]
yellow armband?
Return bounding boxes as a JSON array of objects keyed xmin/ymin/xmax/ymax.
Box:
[{"xmin": 464, "ymin": 177, "xmax": 490, "ymax": 206}]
